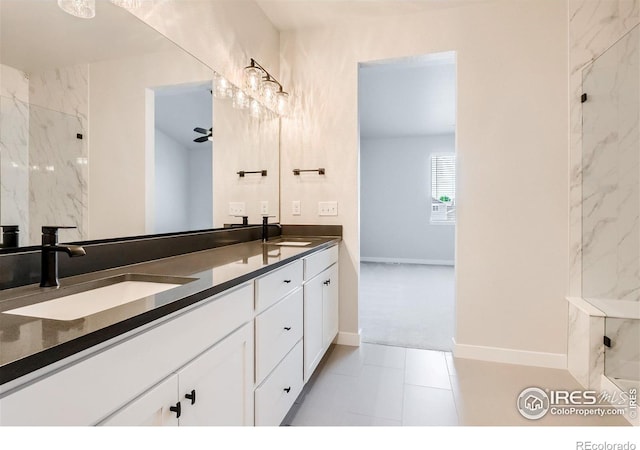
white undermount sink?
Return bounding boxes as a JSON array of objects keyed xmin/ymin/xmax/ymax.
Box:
[
  {"xmin": 5, "ymin": 274, "xmax": 195, "ymax": 321},
  {"xmin": 270, "ymin": 241, "xmax": 312, "ymax": 247}
]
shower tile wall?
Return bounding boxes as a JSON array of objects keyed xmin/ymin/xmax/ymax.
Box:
[
  {"xmin": 605, "ymin": 318, "xmax": 640, "ymax": 382},
  {"xmin": 567, "ymin": 302, "xmax": 605, "ymax": 388},
  {"xmin": 569, "ymin": 0, "xmax": 639, "ymax": 297},
  {"xmin": 0, "ymin": 64, "xmax": 30, "ymax": 246},
  {"xmin": 582, "ymin": 25, "xmax": 640, "ymax": 302},
  {"xmin": 567, "ymin": 0, "xmax": 639, "ymax": 389},
  {"xmin": 28, "ymin": 65, "xmax": 88, "ymax": 245},
  {"xmin": 0, "ymin": 63, "xmax": 88, "ymax": 246}
]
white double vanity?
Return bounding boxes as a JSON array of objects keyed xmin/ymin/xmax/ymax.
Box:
[{"xmin": 0, "ymin": 244, "xmax": 339, "ymax": 426}]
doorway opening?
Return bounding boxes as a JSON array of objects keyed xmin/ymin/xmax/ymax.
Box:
[
  {"xmin": 358, "ymin": 52, "xmax": 457, "ymax": 351},
  {"xmin": 151, "ymin": 81, "xmax": 213, "ymax": 234}
]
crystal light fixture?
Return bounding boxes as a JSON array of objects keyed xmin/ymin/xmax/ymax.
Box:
[
  {"xmin": 262, "ymin": 79, "xmax": 279, "ymax": 109},
  {"xmin": 243, "ymin": 58, "xmax": 289, "ymax": 115},
  {"xmin": 58, "ymin": 0, "xmax": 95, "ymax": 19},
  {"xmin": 244, "ymin": 65, "xmax": 263, "ymax": 95}
]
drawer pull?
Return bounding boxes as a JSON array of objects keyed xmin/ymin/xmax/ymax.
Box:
[
  {"xmin": 185, "ymin": 389, "xmax": 196, "ymax": 405},
  {"xmin": 323, "ymin": 279, "xmax": 331, "ymax": 286},
  {"xmin": 284, "ymin": 326, "xmax": 292, "ymax": 331},
  {"xmin": 170, "ymin": 401, "xmax": 182, "ymax": 419},
  {"xmin": 283, "ymin": 387, "xmax": 291, "ymax": 393},
  {"xmin": 283, "ymin": 279, "xmax": 292, "ymax": 284}
]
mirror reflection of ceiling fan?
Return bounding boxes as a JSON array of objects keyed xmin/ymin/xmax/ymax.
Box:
[{"xmin": 193, "ymin": 127, "xmax": 212, "ymax": 142}]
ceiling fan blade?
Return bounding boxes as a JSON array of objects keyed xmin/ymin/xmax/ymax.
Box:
[
  {"xmin": 193, "ymin": 127, "xmax": 208, "ymax": 134},
  {"xmin": 193, "ymin": 136, "xmax": 209, "ymax": 143}
]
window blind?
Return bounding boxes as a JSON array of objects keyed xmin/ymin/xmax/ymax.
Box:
[{"xmin": 431, "ymin": 154, "xmax": 456, "ymax": 223}]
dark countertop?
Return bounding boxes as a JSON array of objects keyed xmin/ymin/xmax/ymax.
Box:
[{"xmin": 0, "ymin": 236, "xmax": 339, "ymax": 385}]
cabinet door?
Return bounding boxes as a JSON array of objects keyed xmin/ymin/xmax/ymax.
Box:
[
  {"xmin": 99, "ymin": 375, "xmax": 179, "ymax": 426},
  {"xmin": 303, "ymin": 273, "xmax": 324, "ymax": 383},
  {"xmin": 322, "ymin": 263, "xmax": 339, "ymax": 349},
  {"xmin": 176, "ymin": 323, "xmax": 254, "ymax": 426}
]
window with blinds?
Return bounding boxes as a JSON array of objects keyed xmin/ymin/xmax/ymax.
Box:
[{"xmin": 430, "ymin": 154, "xmax": 456, "ymax": 224}]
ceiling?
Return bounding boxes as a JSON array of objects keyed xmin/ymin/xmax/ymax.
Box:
[
  {"xmin": 255, "ymin": 0, "xmax": 487, "ymax": 31},
  {"xmin": 154, "ymin": 83, "xmax": 213, "ymax": 152},
  {"xmin": 359, "ymin": 52, "xmax": 456, "ymax": 138}
]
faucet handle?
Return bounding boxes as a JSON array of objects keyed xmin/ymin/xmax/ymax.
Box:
[
  {"xmin": 42, "ymin": 226, "xmax": 77, "ymax": 245},
  {"xmin": 42, "ymin": 226, "xmax": 77, "ymax": 234}
]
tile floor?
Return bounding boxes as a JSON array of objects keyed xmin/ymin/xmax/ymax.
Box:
[{"xmin": 284, "ymin": 343, "xmax": 629, "ymax": 426}]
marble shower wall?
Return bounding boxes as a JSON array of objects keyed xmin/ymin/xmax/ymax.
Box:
[
  {"xmin": 582, "ymin": 25, "xmax": 640, "ymax": 302},
  {"xmin": 567, "ymin": 0, "xmax": 639, "ymax": 390},
  {"xmin": 569, "ymin": 0, "xmax": 639, "ymax": 297},
  {"xmin": 0, "ymin": 63, "xmax": 88, "ymax": 246},
  {"xmin": 605, "ymin": 318, "xmax": 640, "ymax": 382},
  {"xmin": 27, "ymin": 65, "xmax": 88, "ymax": 245},
  {"xmin": 0, "ymin": 64, "xmax": 30, "ymax": 246}
]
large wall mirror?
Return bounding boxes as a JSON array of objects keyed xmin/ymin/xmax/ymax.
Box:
[{"xmin": 0, "ymin": 0, "xmax": 279, "ymax": 249}]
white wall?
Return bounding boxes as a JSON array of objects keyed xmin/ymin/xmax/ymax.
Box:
[
  {"xmin": 154, "ymin": 128, "xmax": 189, "ymax": 233},
  {"xmin": 360, "ymin": 134, "xmax": 455, "ymax": 264},
  {"xmin": 212, "ymin": 98, "xmax": 280, "ymax": 227},
  {"xmin": 280, "ymin": 0, "xmax": 569, "ymax": 358}
]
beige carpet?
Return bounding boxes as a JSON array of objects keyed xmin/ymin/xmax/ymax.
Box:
[{"xmin": 359, "ymin": 262, "xmax": 455, "ymax": 351}]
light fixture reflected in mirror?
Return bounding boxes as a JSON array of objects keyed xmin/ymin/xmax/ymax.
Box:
[
  {"xmin": 58, "ymin": 0, "xmax": 95, "ymax": 18},
  {"xmin": 249, "ymin": 99, "xmax": 262, "ymax": 118},
  {"xmin": 233, "ymin": 89, "xmax": 250, "ymax": 109},
  {"xmin": 213, "ymin": 74, "xmax": 233, "ymax": 99},
  {"xmin": 110, "ymin": 0, "xmax": 141, "ymax": 8}
]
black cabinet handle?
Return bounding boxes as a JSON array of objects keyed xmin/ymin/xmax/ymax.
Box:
[
  {"xmin": 283, "ymin": 279, "xmax": 292, "ymax": 284},
  {"xmin": 323, "ymin": 279, "xmax": 331, "ymax": 286},
  {"xmin": 283, "ymin": 387, "xmax": 291, "ymax": 393},
  {"xmin": 284, "ymin": 326, "xmax": 292, "ymax": 331},
  {"xmin": 185, "ymin": 389, "xmax": 196, "ymax": 405},
  {"xmin": 170, "ymin": 401, "xmax": 181, "ymax": 418}
]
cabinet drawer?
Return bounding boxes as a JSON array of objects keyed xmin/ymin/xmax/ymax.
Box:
[
  {"xmin": 255, "ymin": 260, "xmax": 303, "ymax": 313},
  {"xmin": 254, "ymin": 341, "xmax": 303, "ymax": 426},
  {"xmin": 0, "ymin": 283, "xmax": 253, "ymax": 425},
  {"xmin": 304, "ymin": 245, "xmax": 338, "ymax": 281},
  {"xmin": 255, "ymin": 288, "xmax": 303, "ymax": 384}
]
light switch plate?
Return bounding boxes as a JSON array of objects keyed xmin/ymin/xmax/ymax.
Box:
[
  {"xmin": 318, "ymin": 201, "xmax": 338, "ymax": 216},
  {"xmin": 292, "ymin": 200, "xmax": 301, "ymax": 216},
  {"xmin": 229, "ymin": 202, "xmax": 245, "ymax": 216},
  {"xmin": 260, "ymin": 201, "xmax": 269, "ymax": 215}
]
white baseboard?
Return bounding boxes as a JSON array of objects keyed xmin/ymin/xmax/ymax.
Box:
[
  {"xmin": 453, "ymin": 340, "xmax": 567, "ymax": 369},
  {"xmin": 360, "ymin": 256, "xmax": 454, "ymax": 266},
  {"xmin": 336, "ymin": 330, "xmax": 361, "ymax": 347}
]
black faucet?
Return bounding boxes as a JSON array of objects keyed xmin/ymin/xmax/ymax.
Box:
[
  {"xmin": 40, "ymin": 226, "xmax": 86, "ymax": 288},
  {"xmin": 262, "ymin": 216, "xmax": 281, "ymax": 242},
  {"xmin": 0, "ymin": 225, "xmax": 19, "ymax": 248}
]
